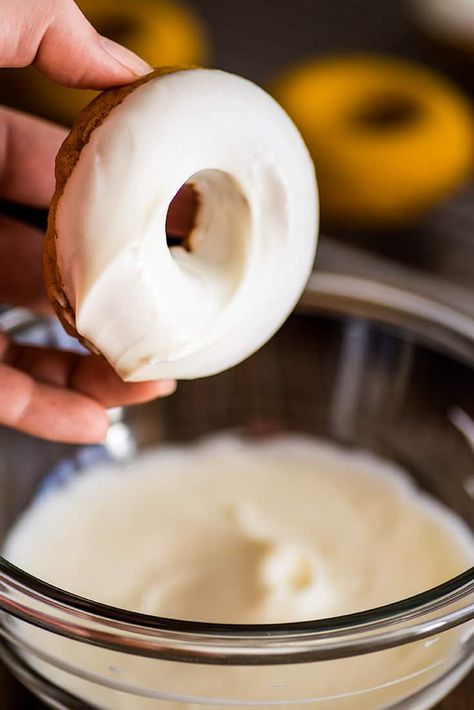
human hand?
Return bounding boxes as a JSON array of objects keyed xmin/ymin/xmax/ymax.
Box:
[{"xmin": 0, "ymin": 0, "xmax": 178, "ymax": 443}]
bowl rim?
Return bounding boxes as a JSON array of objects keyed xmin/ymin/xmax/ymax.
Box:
[{"xmin": 0, "ymin": 274, "xmax": 473, "ymax": 664}]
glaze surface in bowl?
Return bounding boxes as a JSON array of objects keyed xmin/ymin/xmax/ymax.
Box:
[{"xmin": 0, "ymin": 276, "xmax": 473, "ymax": 709}]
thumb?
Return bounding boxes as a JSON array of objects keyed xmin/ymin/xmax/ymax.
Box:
[{"xmin": 2, "ymin": 0, "xmax": 151, "ymax": 89}]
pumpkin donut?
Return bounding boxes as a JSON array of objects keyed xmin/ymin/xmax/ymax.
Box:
[
  {"xmin": 44, "ymin": 68, "xmax": 318, "ymax": 381},
  {"xmin": 273, "ymin": 56, "xmax": 474, "ymax": 228}
]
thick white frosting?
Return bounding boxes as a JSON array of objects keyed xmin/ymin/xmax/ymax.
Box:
[
  {"xmin": 55, "ymin": 69, "xmax": 318, "ymax": 380},
  {"xmin": 4, "ymin": 436, "xmax": 474, "ymax": 708}
]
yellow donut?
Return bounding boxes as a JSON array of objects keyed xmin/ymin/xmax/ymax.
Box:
[
  {"xmin": 273, "ymin": 56, "xmax": 474, "ymax": 229},
  {"xmin": 15, "ymin": 0, "xmax": 209, "ymax": 125}
]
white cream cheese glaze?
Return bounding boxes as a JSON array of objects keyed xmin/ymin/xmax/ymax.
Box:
[
  {"xmin": 55, "ymin": 69, "xmax": 318, "ymax": 381},
  {"xmin": 3, "ymin": 436, "xmax": 474, "ymax": 709}
]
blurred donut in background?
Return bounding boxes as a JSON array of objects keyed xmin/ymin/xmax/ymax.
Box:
[
  {"xmin": 411, "ymin": 0, "xmax": 474, "ymax": 55},
  {"xmin": 272, "ymin": 55, "xmax": 474, "ymax": 230},
  {"xmin": 0, "ymin": 0, "xmax": 208, "ymax": 125}
]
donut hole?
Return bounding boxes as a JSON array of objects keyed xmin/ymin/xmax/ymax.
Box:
[
  {"xmin": 166, "ymin": 184, "xmax": 200, "ymax": 252},
  {"xmin": 353, "ymin": 92, "xmax": 422, "ymax": 130},
  {"xmin": 166, "ymin": 170, "xmax": 251, "ymax": 261},
  {"xmin": 165, "ymin": 169, "xmax": 251, "ymax": 311}
]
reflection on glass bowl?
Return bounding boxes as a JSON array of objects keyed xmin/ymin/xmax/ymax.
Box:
[{"xmin": 0, "ymin": 273, "xmax": 473, "ymax": 709}]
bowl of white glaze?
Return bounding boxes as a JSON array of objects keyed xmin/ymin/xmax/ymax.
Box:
[{"xmin": 0, "ymin": 273, "xmax": 473, "ymax": 710}]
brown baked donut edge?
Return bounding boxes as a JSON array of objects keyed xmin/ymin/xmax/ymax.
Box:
[{"xmin": 43, "ymin": 66, "xmax": 195, "ymax": 353}]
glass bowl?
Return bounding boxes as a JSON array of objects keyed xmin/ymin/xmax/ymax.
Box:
[{"xmin": 0, "ymin": 272, "xmax": 473, "ymax": 710}]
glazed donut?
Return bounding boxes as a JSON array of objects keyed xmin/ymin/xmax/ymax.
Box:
[
  {"xmin": 15, "ymin": 0, "xmax": 208, "ymax": 125},
  {"xmin": 273, "ymin": 56, "xmax": 474, "ymax": 228},
  {"xmin": 45, "ymin": 68, "xmax": 318, "ymax": 381}
]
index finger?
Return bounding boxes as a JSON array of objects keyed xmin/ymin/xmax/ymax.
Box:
[
  {"xmin": 0, "ymin": 332, "xmax": 177, "ymax": 443},
  {"xmin": 0, "ymin": 107, "xmax": 66, "ymax": 207},
  {"xmin": 5, "ymin": 340, "xmax": 177, "ymax": 408}
]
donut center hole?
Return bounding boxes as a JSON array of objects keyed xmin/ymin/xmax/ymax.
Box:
[
  {"xmin": 353, "ymin": 93, "xmax": 421, "ymax": 130},
  {"xmin": 95, "ymin": 16, "xmax": 139, "ymax": 46},
  {"xmin": 166, "ymin": 184, "xmax": 200, "ymax": 252},
  {"xmin": 165, "ymin": 169, "xmax": 250, "ymax": 303}
]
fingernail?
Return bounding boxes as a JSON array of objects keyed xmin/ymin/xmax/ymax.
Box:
[
  {"xmin": 159, "ymin": 379, "xmax": 177, "ymax": 397},
  {"xmin": 100, "ymin": 36, "xmax": 152, "ymax": 78}
]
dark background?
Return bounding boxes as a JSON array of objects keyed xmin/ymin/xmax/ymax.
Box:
[
  {"xmin": 196, "ymin": 0, "xmax": 428, "ymax": 80},
  {"xmin": 1, "ymin": 0, "xmax": 473, "ymax": 707}
]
